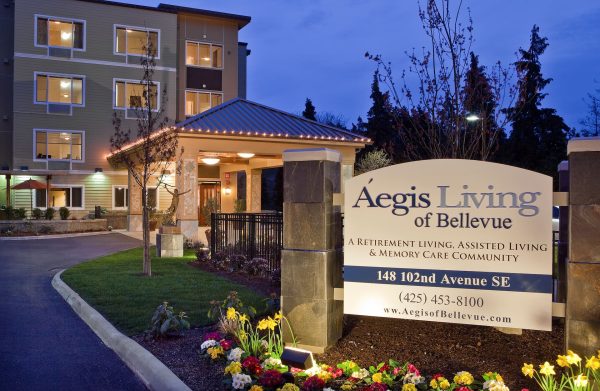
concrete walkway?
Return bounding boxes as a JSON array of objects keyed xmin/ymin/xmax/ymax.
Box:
[{"xmin": 0, "ymin": 233, "xmax": 147, "ymax": 391}]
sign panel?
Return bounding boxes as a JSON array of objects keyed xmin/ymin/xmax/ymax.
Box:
[{"xmin": 343, "ymin": 159, "xmax": 553, "ymax": 330}]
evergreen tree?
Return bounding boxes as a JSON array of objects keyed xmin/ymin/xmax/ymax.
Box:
[
  {"xmin": 364, "ymin": 72, "xmax": 401, "ymax": 161},
  {"xmin": 302, "ymin": 98, "xmax": 317, "ymax": 121},
  {"xmin": 505, "ymin": 25, "xmax": 569, "ymax": 182}
]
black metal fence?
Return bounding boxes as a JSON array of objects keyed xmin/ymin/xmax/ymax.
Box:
[{"xmin": 210, "ymin": 212, "xmax": 283, "ymax": 271}]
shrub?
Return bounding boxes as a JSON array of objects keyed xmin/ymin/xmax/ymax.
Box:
[
  {"xmin": 15, "ymin": 208, "xmax": 27, "ymax": 220},
  {"xmin": 271, "ymin": 268, "xmax": 281, "ymax": 285},
  {"xmin": 1, "ymin": 205, "xmax": 14, "ymax": 220},
  {"xmin": 211, "ymin": 251, "xmax": 231, "ymax": 271},
  {"xmin": 37, "ymin": 225, "xmax": 53, "ymax": 235},
  {"xmin": 355, "ymin": 149, "xmax": 392, "ymax": 175},
  {"xmin": 32, "ymin": 208, "xmax": 43, "ymax": 220},
  {"xmin": 146, "ymin": 302, "xmax": 190, "ymax": 339},
  {"xmin": 243, "ymin": 257, "xmax": 269, "ymax": 277},
  {"xmin": 207, "ymin": 291, "xmax": 256, "ymax": 322},
  {"xmin": 45, "ymin": 208, "xmax": 55, "ymax": 220},
  {"xmin": 195, "ymin": 246, "xmax": 210, "ymax": 262},
  {"xmin": 230, "ymin": 254, "xmax": 247, "ymax": 272},
  {"xmin": 59, "ymin": 206, "xmax": 70, "ymax": 220}
]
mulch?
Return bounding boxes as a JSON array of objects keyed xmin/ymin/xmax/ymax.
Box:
[{"xmin": 134, "ymin": 269, "xmax": 564, "ymax": 390}]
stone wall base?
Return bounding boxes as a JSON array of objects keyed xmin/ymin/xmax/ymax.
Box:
[
  {"xmin": 127, "ymin": 215, "xmax": 142, "ymax": 232},
  {"xmin": 156, "ymin": 233, "xmax": 184, "ymax": 258}
]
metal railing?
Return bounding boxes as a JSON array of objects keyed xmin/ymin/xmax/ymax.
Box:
[{"xmin": 210, "ymin": 212, "xmax": 283, "ymax": 271}]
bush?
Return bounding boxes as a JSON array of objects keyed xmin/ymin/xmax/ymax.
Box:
[
  {"xmin": 1, "ymin": 205, "xmax": 14, "ymax": 220},
  {"xmin": 15, "ymin": 208, "xmax": 26, "ymax": 220},
  {"xmin": 355, "ymin": 149, "xmax": 393, "ymax": 175},
  {"xmin": 32, "ymin": 208, "xmax": 43, "ymax": 220},
  {"xmin": 59, "ymin": 207, "xmax": 70, "ymax": 220},
  {"xmin": 146, "ymin": 302, "xmax": 190, "ymax": 339},
  {"xmin": 211, "ymin": 251, "xmax": 231, "ymax": 271},
  {"xmin": 195, "ymin": 246, "xmax": 210, "ymax": 262},
  {"xmin": 45, "ymin": 208, "xmax": 55, "ymax": 220},
  {"xmin": 243, "ymin": 258, "xmax": 269, "ymax": 276}
]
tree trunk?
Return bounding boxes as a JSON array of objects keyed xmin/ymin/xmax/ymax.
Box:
[{"xmin": 142, "ymin": 187, "xmax": 151, "ymax": 276}]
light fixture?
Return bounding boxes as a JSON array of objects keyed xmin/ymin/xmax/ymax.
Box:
[
  {"xmin": 201, "ymin": 157, "xmax": 220, "ymax": 165},
  {"xmin": 466, "ymin": 114, "xmax": 480, "ymax": 122},
  {"xmin": 223, "ymin": 187, "xmax": 232, "ymax": 195},
  {"xmin": 202, "ymin": 57, "xmax": 210, "ymax": 61},
  {"xmin": 60, "ymin": 80, "xmax": 71, "ymax": 88},
  {"xmin": 63, "ymin": 94, "xmax": 70, "ymax": 98},
  {"xmin": 237, "ymin": 152, "xmax": 255, "ymax": 159},
  {"xmin": 61, "ymin": 31, "xmax": 72, "ymax": 40},
  {"xmin": 281, "ymin": 347, "xmax": 315, "ymax": 370},
  {"xmin": 94, "ymin": 167, "xmax": 103, "ymax": 173}
]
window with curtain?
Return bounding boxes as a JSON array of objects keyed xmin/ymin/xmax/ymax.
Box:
[
  {"xmin": 36, "ymin": 74, "xmax": 83, "ymax": 105},
  {"xmin": 36, "ymin": 16, "xmax": 84, "ymax": 49}
]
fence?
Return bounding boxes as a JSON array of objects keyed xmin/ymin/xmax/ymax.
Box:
[{"xmin": 210, "ymin": 212, "xmax": 283, "ymax": 271}]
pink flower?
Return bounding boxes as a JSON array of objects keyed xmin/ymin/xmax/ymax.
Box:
[
  {"xmin": 458, "ymin": 387, "xmax": 471, "ymax": 391},
  {"xmin": 203, "ymin": 331, "xmax": 222, "ymax": 341},
  {"xmin": 432, "ymin": 373, "xmax": 445, "ymax": 380},
  {"xmin": 408, "ymin": 364, "xmax": 421, "ymax": 377},
  {"xmin": 393, "ymin": 367, "xmax": 401, "ymax": 376},
  {"xmin": 219, "ymin": 339, "xmax": 232, "ymax": 350}
]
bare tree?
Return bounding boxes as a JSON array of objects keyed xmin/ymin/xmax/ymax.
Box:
[
  {"xmin": 580, "ymin": 85, "xmax": 600, "ymax": 136},
  {"xmin": 110, "ymin": 39, "xmax": 182, "ymax": 276},
  {"xmin": 367, "ymin": 0, "xmax": 515, "ymax": 161}
]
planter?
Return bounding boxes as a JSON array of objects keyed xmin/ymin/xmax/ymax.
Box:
[
  {"xmin": 156, "ymin": 231, "xmax": 183, "ymax": 257},
  {"xmin": 160, "ymin": 225, "xmax": 181, "ymax": 235}
]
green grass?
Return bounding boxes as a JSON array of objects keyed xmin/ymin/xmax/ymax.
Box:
[{"xmin": 62, "ymin": 247, "xmax": 267, "ymax": 336}]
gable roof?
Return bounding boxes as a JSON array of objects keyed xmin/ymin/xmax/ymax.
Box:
[{"xmin": 177, "ymin": 98, "xmax": 369, "ymax": 144}]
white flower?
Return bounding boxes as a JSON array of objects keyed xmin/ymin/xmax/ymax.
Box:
[
  {"xmin": 261, "ymin": 340, "xmax": 269, "ymax": 349},
  {"xmin": 201, "ymin": 339, "xmax": 217, "ymax": 350},
  {"xmin": 231, "ymin": 373, "xmax": 252, "ymax": 390},
  {"xmin": 351, "ymin": 368, "xmax": 370, "ymax": 379},
  {"xmin": 324, "ymin": 388, "xmax": 335, "ymax": 391},
  {"xmin": 304, "ymin": 365, "xmax": 323, "ymax": 376},
  {"xmin": 486, "ymin": 380, "xmax": 509, "ymax": 391},
  {"xmin": 261, "ymin": 357, "xmax": 282, "ymax": 368},
  {"xmin": 227, "ymin": 347, "xmax": 244, "ymax": 362},
  {"xmin": 403, "ymin": 372, "xmax": 425, "ymax": 385}
]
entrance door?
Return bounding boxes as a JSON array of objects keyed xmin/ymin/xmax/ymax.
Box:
[{"xmin": 198, "ymin": 182, "xmax": 221, "ymax": 226}]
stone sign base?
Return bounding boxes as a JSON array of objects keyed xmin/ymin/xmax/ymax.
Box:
[{"xmin": 156, "ymin": 229, "xmax": 183, "ymax": 258}]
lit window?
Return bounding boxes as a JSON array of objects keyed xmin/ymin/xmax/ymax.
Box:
[
  {"xmin": 36, "ymin": 74, "xmax": 84, "ymax": 105},
  {"xmin": 115, "ymin": 26, "xmax": 158, "ymax": 56},
  {"xmin": 36, "ymin": 186, "xmax": 83, "ymax": 208},
  {"xmin": 185, "ymin": 41, "xmax": 223, "ymax": 68},
  {"xmin": 36, "ymin": 16, "xmax": 84, "ymax": 49},
  {"xmin": 113, "ymin": 187, "xmax": 129, "ymax": 209},
  {"xmin": 114, "ymin": 80, "xmax": 158, "ymax": 110},
  {"xmin": 35, "ymin": 130, "xmax": 83, "ymax": 161},
  {"xmin": 185, "ymin": 90, "xmax": 223, "ymax": 116}
]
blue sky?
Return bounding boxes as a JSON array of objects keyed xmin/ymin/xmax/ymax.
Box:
[{"xmin": 133, "ymin": 0, "xmax": 600, "ymax": 129}]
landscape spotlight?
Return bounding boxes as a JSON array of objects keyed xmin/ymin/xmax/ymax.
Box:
[
  {"xmin": 94, "ymin": 167, "xmax": 103, "ymax": 173},
  {"xmin": 466, "ymin": 114, "xmax": 480, "ymax": 122},
  {"xmin": 281, "ymin": 347, "xmax": 315, "ymax": 370}
]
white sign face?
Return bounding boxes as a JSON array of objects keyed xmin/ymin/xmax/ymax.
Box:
[{"xmin": 343, "ymin": 159, "xmax": 553, "ymax": 331}]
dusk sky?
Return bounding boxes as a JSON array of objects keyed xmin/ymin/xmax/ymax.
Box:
[{"xmin": 134, "ymin": 0, "xmax": 600, "ymax": 130}]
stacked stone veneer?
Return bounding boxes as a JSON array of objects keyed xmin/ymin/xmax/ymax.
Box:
[
  {"xmin": 0, "ymin": 219, "xmax": 107, "ymax": 234},
  {"xmin": 281, "ymin": 148, "xmax": 344, "ymax": 353},
  {"xmin": 566, "ymin": 137, "xmax": 600, "ymax": 356}
]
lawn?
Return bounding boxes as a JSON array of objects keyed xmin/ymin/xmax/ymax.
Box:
[{"xmin": 61, "ymin": 247, "xmax": 267, "ymax": 335}]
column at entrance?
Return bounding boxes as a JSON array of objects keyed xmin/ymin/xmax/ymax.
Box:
[
  {"xmin": 176, "ymin": 158, "xmax": 199, "ymax": 241},
  {"xmin": 127, "ymin": 170, "xmax": 142, "ymax": 232},
  {"xmin": 246, "ymin": 168, "xmax": 262, "ymax": 212}
]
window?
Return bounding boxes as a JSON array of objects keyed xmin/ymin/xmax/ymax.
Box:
[
  {"xmin": 113, "ymin": 186, "xmax": 129, "ymax": 209},
  {"xmin": 114, "ymin": 80, "xmax": 158, "ymax": 110},
  {"xmin": 35, "ymin": 130, "xmax": 83, "ymax": 161},
  {"xmin": 186, "ymin": 41, "xmax": 222, "ymax": 68},
  {"xmin": 185, "ymin": 90, "xmax": 223, "ymax": 116},
  {"xmin": 36, "ymin": 186, "xmax": 83, "ymax": 209},
  {"xmin": 35, "ymin": 73, "xmax": 84, "ymax": 105},
  {"xmin": 36, "ymin": 16, "xmax": 85, "ymax": 50},
  {"xmin": 115, "ymin": 26, "xmax": 159, "ymax": 57}
]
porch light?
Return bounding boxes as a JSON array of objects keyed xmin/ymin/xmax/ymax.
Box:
[
  {"xmin": 201, "ymin": 157, "xmax": 220, "ymax": 165},
  {"xmin": 223, "ymin": 187, "xmax": 232, "ymax": 195},
  {"xmin": 237, "ymin": 152, "xmax": 255, "ymax": 159}
]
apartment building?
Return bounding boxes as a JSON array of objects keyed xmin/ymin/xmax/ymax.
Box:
[{"xmin": 0, "ymin": 0, "xmax": 251, "ymax": 216}]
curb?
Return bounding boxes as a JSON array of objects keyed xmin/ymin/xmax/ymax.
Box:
[
  {"xmin": 0, "ymin": 231, "xmax": 114, "ymax": 241},
  {"xmin": 52, "ymin": 270, "xmax": 191, "ymax": 391}
]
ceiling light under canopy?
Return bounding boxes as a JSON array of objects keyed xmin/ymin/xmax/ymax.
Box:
[
  {"xmin": 201, "ymin": 157, "xmax": 220, "ymax": 165},
  {"xmin": 237, "ymin": 152, "xmax": 255, "ymax": 159}
]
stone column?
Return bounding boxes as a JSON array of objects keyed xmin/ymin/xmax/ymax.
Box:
[
  {"xmin": 176, "ymin": 158, "xmax": 199, "ymax": 241},
  {"xmin": 556, "ymin": 161, "xmax": 569, "ymax": 302},
  {"xmin": 281, "ymin": 148, "xmax": 343, "ymax": 353},
  {"xmin": 127, "ymin": 171, "xmax": 142, "ymax": 232},
  {"xmin": 246, "ymin": 168, "xmax": 262, "ymax": 212},
  {"xmin": 6, "ymin": 174, "xmax": 11, "ymax": 207},
  {"xmin": 566, "ymin": 137, "xmax": 600, "ymax": 356}
]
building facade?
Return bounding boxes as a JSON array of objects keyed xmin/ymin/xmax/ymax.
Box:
[{"xmin": 0, "ymin": 0, "xmax": 250, "ymax": 217}]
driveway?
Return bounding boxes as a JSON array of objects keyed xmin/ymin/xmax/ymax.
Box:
[{"xmin": 0, "ymin": 233, "xmax": 147, "ymax": 390}]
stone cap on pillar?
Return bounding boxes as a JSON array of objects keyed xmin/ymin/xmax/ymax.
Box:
[
  {"xmin": 558, "ymin": 160, "xmax": 568, "ymax": 172},
  {"xmin": 568, "ymin": 137, "xmax": 600, "ymax": 155},
  {"xmin": 283, "ymin": 148, "xmax": 341, "ymax": 163}
]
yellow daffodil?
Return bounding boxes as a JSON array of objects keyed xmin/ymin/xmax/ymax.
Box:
[
  {"xmin": 257, "ymin": 319, "xmax": 268, "ymax": 330},
  {"xmin": 556, "ymin": 355, "xmax": 570, "ymax": 367},
  {"xmin": 238, "ymin": 329, "xmax": 247, "ymax": 342},
  {"xmin": 224, "ymin": 361, "xmax": 242, "ymax": 375},
  {"xmin": 439, "ymin": 379, "xmax": 450, "ymax": 390},
  {"xmin": 238, "ymin": 313, "xmax": 249, "ymax": 323},
  {"xmin": 249, "ymin": 386, "xmax": 264, "ymax": 391},
  {"xmin": 573, "ymin": 374, "xmax": 588, "ymax": 388},
  {"xmin": 522, "ymin": 363, "xmax": 534, "ymax": 378},
  {"xmin": 274, "ymin": 311, "xmax": 283, "ymax": 322},
  {"xmin": 585, "ymin": 355, "xmax": 600, "ymax": 370},
  {"xmin": 226, "ymin": 307, "xmax": 236, "ymax": 320},
  {"xmin": 430, "ymin": 379, "xmax": 439, "ymax": 389},
  {"xmin": 372, "ymin": 373, "xmax": 383, "ymax": 383},
  {"xmin": 402, "ymin": 384, "xmax": 417, "ymax": 391},
  {"xmin": 539, "ymin": 362, "xmax": 556, "ymax": 376},
  {"xmin": 567, "ymin": 350, "xmax": 582, "ymax": 365}
]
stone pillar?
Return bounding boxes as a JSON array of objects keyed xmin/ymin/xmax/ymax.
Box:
[
  {"xmin": 5, "ymin": 174, "xmax": 11, "ymax": 207},
  {"xmin": 566, "ymin": 137, "xmax": 600, "ymax": 356},
  {"xmin": 246, "ymin": 168, "xmax": 262, "ymax": 212},
  {"xmin": 176, "ymin": 158, "xmax": 199, "ymax": 241},
  {"xmin": 281, "ymin": 148, "xmax": 343, "ymax": 353},
  {"xmin": 556, "ymin": 161, "xmax": 569, "ymax": 302},
  {"xmin": 127, "ymin": 171, "xmax": 142, "ymax": 232}
]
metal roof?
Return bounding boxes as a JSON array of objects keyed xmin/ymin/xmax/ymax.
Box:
[{"xmin": 177, "ymin": 98, "xmax": 369, "ymax": 144}]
